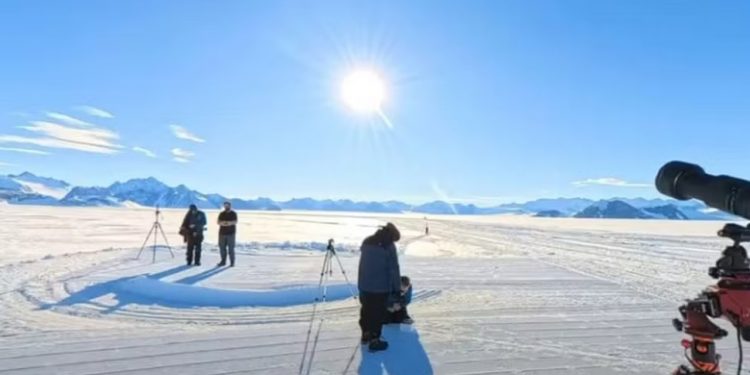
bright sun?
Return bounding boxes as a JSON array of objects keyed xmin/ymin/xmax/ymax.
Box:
[{"xmin": 340, "ymin": 70, "xmax": 386, "ymax": 113}]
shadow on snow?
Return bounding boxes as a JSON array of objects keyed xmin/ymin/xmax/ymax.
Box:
[
  {"xmin": 41, "ymin": 265, "xmax": 356, "ymax": 312},
  {"xmin": 357, "ymin": 324, "xmax": 433, "ymax": 375}
]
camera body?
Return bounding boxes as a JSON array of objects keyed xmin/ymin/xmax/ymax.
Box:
[{"xmin": 657, "ymin": 162, "xmax": 750, "ymax": 374}]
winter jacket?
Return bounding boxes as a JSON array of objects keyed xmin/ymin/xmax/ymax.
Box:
[
  {"xmin": 358, "ymin": 241, "xmax": 401, "ymax": 294},
  {"xmin": 182, "ymin": 210, "xmax": 207, "ymax": 236}
]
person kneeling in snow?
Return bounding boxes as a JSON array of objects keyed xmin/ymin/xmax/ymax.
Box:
[{"xmin": 385, "ymin": 276, "xmax": 414, "ymax": 324}]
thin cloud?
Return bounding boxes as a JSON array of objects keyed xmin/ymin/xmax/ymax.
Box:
[
  {"xmin": 573, "ymin": 177, "xmax": 651, "ymax": 188},
  {"xmin": 46, "ymin": 112, "xmax": 93, "ymax": 127},
  {"xmin": 171, "ymin": 148, "xmax": 195, "ymax": 158},
  {"xmin": 132, "ymin": 146, "xmax": 156, "ymax": 158},
  {"xmin": 0, "ymin": 146, "xmax": 50, "ymax": 155},
  {"xmin": 170, "ymin": 124, "xmax": 205, "ymax": 143},
  {"xmin": 76, "ymin": 106, "xmax": 114, "ymax": 119},
  {"xmin": 0, "ymin": 120, "xmax": 122, "ymax": 154},
  {"xmin": 171, "ymin": 148, "xmax": 195, "ymax": 163},
  {"xmin": 0, "ymin": 161, "xmax": 13, "ymax": 167}
]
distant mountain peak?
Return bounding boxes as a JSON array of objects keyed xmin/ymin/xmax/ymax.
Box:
[{"xmin": 0, "ymin": 171, "xmax": 740, "ymax": 220}]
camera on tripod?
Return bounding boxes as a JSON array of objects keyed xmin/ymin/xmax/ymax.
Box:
[{"xmin": 656, "ymin": 161, "xmax": 750, "ymax": 375}]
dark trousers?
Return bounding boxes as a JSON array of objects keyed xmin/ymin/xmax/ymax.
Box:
[
  {"xmin": 186, "ymin": 234, "xmax": 203, "ymax": 264},
  {"xmin": 359, "ymin": 292, "xmax": 388, "ymax": 340},
  {"xmin": 218, "ymin": 234, "xmax": 236, "ymax": 265},
  {"xmin": 385, "ymin": 306, "xmax": 409, "ymax": 324}
]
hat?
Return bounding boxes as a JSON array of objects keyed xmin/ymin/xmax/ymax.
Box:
[
  {"xmin": 189, "ymin": 204, "xmax": 197, "ymax": 210},
  {"xmin": 382, "ymin": 222, "xmax": 401, "ymax": 242}
]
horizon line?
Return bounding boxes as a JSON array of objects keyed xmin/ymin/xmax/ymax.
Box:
[{"xmin": 3, "ymin": 170, "xmax": 667, "ymax": 208}]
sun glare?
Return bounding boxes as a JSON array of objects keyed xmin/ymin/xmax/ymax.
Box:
[{"xmin": 340, "ymin": 70, "xmax": 386, "ymax": 113}]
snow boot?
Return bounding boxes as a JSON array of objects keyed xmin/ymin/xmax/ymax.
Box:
[
  {"xmin": 368, "ymin": 338, "xmax": 388, "ymax": 352},
  {"xmin": 361, "ymin": 332, "xmax": 371, "ymax": 344}
]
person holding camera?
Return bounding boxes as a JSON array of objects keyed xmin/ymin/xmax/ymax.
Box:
[
  {"xmin": 217, "ymin": 201, "xmax": 238, "ymax": 267},
  {"xmin": 357, "ymin": 222, "xmax": 402, "ymax": 352},
  {"xmin": 180, "ymin": 204, "xmax": 207, "ymax": 266}
]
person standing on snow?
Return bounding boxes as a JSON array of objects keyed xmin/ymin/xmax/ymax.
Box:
[
  {"xmin": 217, "ymin": 201, "xmax": 238, "ymax": 267},
  {"xmin": 181, "ymin": 204, "xmax": 207, "ymax": 266},
  {"xmin": 357, "ymin": 222, "xmax": 402, "ymax": 352}
]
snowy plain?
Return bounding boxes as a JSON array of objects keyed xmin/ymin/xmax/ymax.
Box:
[{"xmin": 0, "ymin": 204, "xmax": 745, "ymax": 374}]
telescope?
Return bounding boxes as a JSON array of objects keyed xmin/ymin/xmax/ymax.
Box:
[{"xmin": 656, "ymin": 161, "xmax": 750, "ymax": 375}]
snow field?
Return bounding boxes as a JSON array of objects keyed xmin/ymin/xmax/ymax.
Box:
[{"xmin": 0, "ymin": 206, "xmax": 744, "ymax": 374}]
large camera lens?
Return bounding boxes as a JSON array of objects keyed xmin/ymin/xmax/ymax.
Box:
[{"xmin": 655, "ymin": 161, "xmax": 750, "ymax": 220}]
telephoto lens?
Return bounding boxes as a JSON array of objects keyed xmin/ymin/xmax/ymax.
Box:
[{"xmin": 656, "ymin": 161, "xmax": 750, "ymax": 220}]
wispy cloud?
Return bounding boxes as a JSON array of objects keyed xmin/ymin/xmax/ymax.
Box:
[
  {"xmin": 171, "ymin": 148, "xmax": 195, "ymax": 163},
  {"xmin": 76, "ymin": 106, "xmax": 114, "ymax": 119},
  {"xmin": 0, "ymin": 161, "xmax": 14, "ymax": 167},
  {"xmin": 170, "ymin": 124, "xmax": 205, "ymax": 143},
  {"xmin": 132, "ymin": 146, "xmax": 156, "ymax": 158},
  {"xmin": 0, "ymin": 120, "xmax": 122, "ymax": 154},
  {"xmin": 46, "ymin": 112, "xmax": 93, "ymax": 127},
  {"xmin": 573, "ymin": 177, "xmax": 651, "ymax": 188},
  {"xmin": 0, "ymin": 146, "xmax": 50, "ymax": 155}
]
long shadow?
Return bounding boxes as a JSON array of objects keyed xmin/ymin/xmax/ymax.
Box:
[
  {"xmin": 41, "ymin": 265, "xmax": 193, "ymax": 313},
  {"xmin": 358, "ymin": 325, "xmax": 433, "ymax": 375},
  {"xmin": 148, "ymin": 265, "xmax": 192, "ymax": 280},
  {"xmin": 174, "ymin": 266, "xmax": 229, "ymax": 285}
]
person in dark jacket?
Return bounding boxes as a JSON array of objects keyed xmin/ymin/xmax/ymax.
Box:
[
  {"xmin": 180, "ymin": 204, "xmax": 207, "ymax": 266},
  {"xmin": 217, "ymin": 201, "xmax": 238, "ymax": 267},
  {"xmin": 385, "ymin": 276, "xmax": 413, "ymax": 324},
  {"xmin": 357, "ymin": 222, "xmax": 401, "ymax": 352}
]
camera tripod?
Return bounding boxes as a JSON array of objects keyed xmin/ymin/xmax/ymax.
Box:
[
  {"xmin": 298, "ymin": 239, "xmax": 358, "ymax": 375},
  {"xmin": 672, "ymin": 223, "xmax": 750, "ymax": 375},
  {"xmin": 136, "ymin": 206, "xmax": 174, "ymax": 263}
]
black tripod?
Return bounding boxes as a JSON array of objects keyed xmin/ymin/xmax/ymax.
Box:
[
  {"xmin": 298, "ymin": 239, "xmax": 358, "ymax": 375},
  {"xmin": 136, "ymin": 206, "xmax": 175, "ymax": 263}
]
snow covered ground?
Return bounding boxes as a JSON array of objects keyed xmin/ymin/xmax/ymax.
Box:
[{"xmin": 0, "ymin": 205, "xmax": 745, "ymax": 374}]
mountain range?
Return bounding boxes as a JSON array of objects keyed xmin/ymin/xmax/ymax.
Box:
[{"xmin": 0, "ymin": 172, "xmax": 739, "ymax": 220}]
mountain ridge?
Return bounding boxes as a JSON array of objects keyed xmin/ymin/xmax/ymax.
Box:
[{"xmin": 0, "ymin": 171, "xmax": 738, "ymax": 220}]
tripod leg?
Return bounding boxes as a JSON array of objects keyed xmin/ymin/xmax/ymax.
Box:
[
  {"xmin": 153, "ymin": 222, "xmax": 158, "ymax": 263},
  {"xmin": 306, "ymin": 254, "xmax": 332, "ymax": 375},
  {"xmin": 299, "ymin": 251, "xmax": 333, "ymax": 375},
  {"xmin": 156, "ymin": 223, "xmax": 175, "ymax": 258},
  {"xmin": 136, "ymin": 225, "xmax": 156, "ymax": 259},
  {"xmin": 331, "ymin": 251, "xmax": 358, "ymax": 300}
]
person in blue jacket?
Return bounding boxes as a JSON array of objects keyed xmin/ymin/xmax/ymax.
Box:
[
  {"xmin": 357, "ymin": 222, "xmax": 401, "ymax": 352},
  {"xmin": 180, "ymin": 204, "xmax": 207, "ymax": 266},
  {"xmin": 385, "ymin": 276, "xmax": 413, "ymax": 324}
]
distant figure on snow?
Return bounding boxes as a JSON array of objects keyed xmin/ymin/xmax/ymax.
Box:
[
  {"xmin": 385, "ymin": 276, "xmax": 414, "ymax": 324},
  {"xmin": 180, "ymin": 204, "xmax": 207, "ymax": 266},
  {"xmin": 217, "ymin": 201, "xmax": 238, "ymax": 267},
  {"xmin": 358, "ymin": 222, "xmax": 402, "ymax": 352}
]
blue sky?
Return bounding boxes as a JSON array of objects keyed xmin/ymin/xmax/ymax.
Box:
[{"xmin": 1, "ymin": 1, "xmax": 748, "ymax": 204}]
